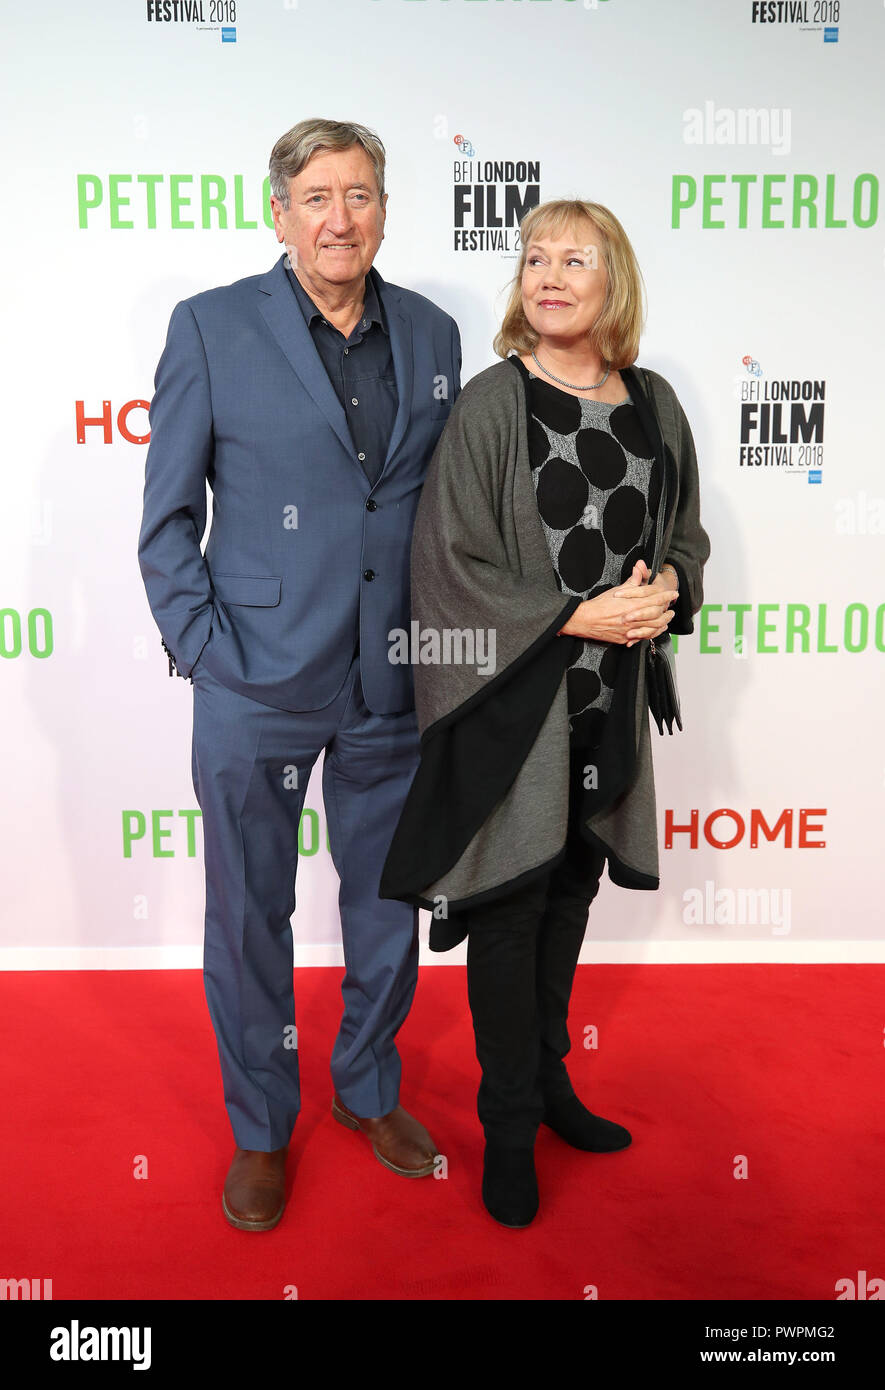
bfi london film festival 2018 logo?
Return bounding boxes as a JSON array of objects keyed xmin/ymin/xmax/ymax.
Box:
[
  {"xmin": 145, "ymin": 0, "xmax": 238, "ymax": 42},
  {"xmin": 736, "ymin": 357, "xmax": 826, "ymax": 484},
  {"xmin": 451, "ymin": 133, "xmax": 541, "ymax": 258},
  {"xmin": 750, "ymin": 0, "xmax": 841, "ymax": 43}
]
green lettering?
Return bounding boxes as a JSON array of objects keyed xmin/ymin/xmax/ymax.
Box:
[
  {"xmin": 699, "ymin": 603, "xmax": 722, "ymax": 654},
  {"xmin": 137, "ymin": 174, "xmax": 164, "ymax": 229},
  {"xmin": 817, "ymin": 603, "xmax": 837, "ymax": 652},
  {"xmin": 201, "ymin": 174, "xmax": 227, "ymax": 229},
  {"xmin": 262, "ymin": 176, "xmax": 274, "ymax": 230},
  {"xmin": 761, "ymin": 174, "xmax": 786, "ymax": 229},
  {"xmin": 731, "ymin": 174, "xmax": 757, "ymax": 229},
  {"xmin": 727, "ymin": 603, "xmax": 752, "ymax": 652},
  {"xmin": 785, "ymin": 603, "xmax": 810, "ymax": 653},
  {"xmin": 702, "ymin": 175, "xmax": 726, "ymax": 230},
  {"xmin": 824, "ymin": 174, "xmax": 846, "ymax": 229},
  {"xmin": 757, "ymin": 604, "xmax": 779, "ymax": 653},
  {"xmin": 234, "ymin": 174, "xmax": 257, "ymax": 230},
  {"xmin": 671, "ymin": 176, "xmax": 696, "ymax": 229},
  {"xmin": 77, "ymin": 174, "xmax": 103, "ymax": 229},
  {"xmin": 792, "ymin": 174, "xmax": 818, "ymax": 229},
  {"xmin": 853, "ymin": 173, "xmax": 878, "ymax": 228},
  {"xmin": 0, "ymin": 609, "xmax": 22, "ymax": 658},
  {"xmin": 122, "ymin": 811, "xmax": 146, "ymax": 858},
  {"xmin": 108, "ymin": 174, "xmax": 133, "ymax": 229},
  {"xmin": 299, "ymin": 808, "xmax": 319, "ymax": 856},
  {"xmin": 152, "ymin": 810, "xmax": 174, "ymax": 858},
  {"xmin": 28, "ymin": 608, "xmax": 53, "ymax": 658},
  {"xmin": 844, "ymin": 603, "xmax": 868, "ymax": 652},
  {"xmin": 170, "ymin": 174, "xmax": 194, "ymax": 229},
  {"xmin": 178, "ymin": 808, "xmax": 202, "ymax": 856}
]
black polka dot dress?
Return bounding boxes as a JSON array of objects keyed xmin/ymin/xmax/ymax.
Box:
[{"xmin": 512, "ymin": 356, "xmax": 661, "ymax": 750}]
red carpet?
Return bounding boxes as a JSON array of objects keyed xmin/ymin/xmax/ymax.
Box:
[{"xmin": 1, "ymin": 965, "xmax": 882, "ymax": 1301}]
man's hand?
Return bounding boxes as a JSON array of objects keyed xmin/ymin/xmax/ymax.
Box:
[{"xmin": 558, "ymin": 559, "xmax": 678, "ymax": 645}]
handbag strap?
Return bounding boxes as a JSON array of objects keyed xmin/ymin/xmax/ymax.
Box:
[{"xmin": 622, "ymin": 365, "xmax": 669, "ymax": 582}]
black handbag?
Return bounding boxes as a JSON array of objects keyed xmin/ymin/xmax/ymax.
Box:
[{"xmin": 646, "ymin": 631, "xmax": 682, "ymax": 735}]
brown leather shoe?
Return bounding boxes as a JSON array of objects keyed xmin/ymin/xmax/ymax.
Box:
[
  {"xmin": 331, "ymin": 1094, "xmax": 438, "ymax": 1177},
  {"xmin": 222, "ymin": 1146, "xmax": 288, "ymax": 1231}
]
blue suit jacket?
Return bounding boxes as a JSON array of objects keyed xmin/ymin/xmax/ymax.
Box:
[{"xmin": 138, "ymin": 253, "xmax": 461, "ymax": 713}]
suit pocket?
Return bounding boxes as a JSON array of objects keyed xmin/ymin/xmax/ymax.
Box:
[{"xmin": 211, "ymin": 574, "xmax": 282, "ymax": 607}]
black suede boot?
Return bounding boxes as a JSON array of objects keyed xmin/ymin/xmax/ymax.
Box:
[
  {"xmin": 482, "ymin": 1141, "xmax": 539, "ymax": 1228},
  {"xmin": 542, "ymin": 1092, "xmax": 632, "ymax": 1152},
  {"xmin": 533, "ymin": 825, "xmax": 628, "ymax": 1154},
  {"xmin": 465, "ymin": 881, "xmax": 551, "ymax": 1228}
]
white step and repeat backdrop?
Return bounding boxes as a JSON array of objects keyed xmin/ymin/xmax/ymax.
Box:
[{"xmin": 2, "ymin": 0, "xmax": 882, "ymax": 967}]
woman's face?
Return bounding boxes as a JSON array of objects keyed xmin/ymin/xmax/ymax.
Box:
[{"xmin": 520, "ymin": 222, "xmax": 608, "ymax": 352}]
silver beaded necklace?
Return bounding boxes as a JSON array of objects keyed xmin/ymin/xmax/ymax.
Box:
[{"xmin": 531, "ymin": 348, "xmax": 610, "ymax": 391}]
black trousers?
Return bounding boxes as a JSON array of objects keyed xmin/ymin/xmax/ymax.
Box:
[{"xmin": 464, "ymin": 746, "xmax": 607, "ymax": 1145}]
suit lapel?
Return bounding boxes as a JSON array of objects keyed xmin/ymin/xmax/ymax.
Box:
[
  {"xmin": 256, "ymin": 254, "xmax": 355, "ymax": 461},
  {"xmin": 370, "ymin": 267, "xmax": 413, "ymax": 476},
  {"xmin": 257, "ymin": 255, "xmax": 416, "ymax": 484}
]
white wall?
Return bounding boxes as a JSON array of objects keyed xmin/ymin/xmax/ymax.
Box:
[{"xmin": 1, "ymin": 0, "xmax": 882, "ymax": 966}]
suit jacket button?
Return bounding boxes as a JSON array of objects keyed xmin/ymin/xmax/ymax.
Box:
[
  {"xmin": 366, "ymin": 499, "xmax": 377, "ymax": 511},
  {"xmin": 363, "ymin": 569, "xmax": 375, "ymax": 581}
]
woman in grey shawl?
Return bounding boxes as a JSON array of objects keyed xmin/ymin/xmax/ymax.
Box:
[{"xmin": 380, "ymin": 199, "xmax": 711, "ymax": 1227}]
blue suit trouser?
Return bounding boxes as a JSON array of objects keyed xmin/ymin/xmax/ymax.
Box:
[{"xmin": 190, "ymin": 649, "xmax": 420, "ymax": 1151}]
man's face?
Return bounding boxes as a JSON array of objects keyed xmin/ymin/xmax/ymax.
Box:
[{"xmin": 270, "ymin": 144, "xmax": 387, "ymax": 295}]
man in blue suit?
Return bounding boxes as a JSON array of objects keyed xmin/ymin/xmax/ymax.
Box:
[{"xmin": 138, "ymin": 119, "xmax": 461, "ymax": 1230}]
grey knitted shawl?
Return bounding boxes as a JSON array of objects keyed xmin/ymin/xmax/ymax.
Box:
[{"xmin": 380, "ymin": 357, "xmax": 710, "ymax": 920}]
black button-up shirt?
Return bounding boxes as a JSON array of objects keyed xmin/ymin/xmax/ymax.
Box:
[{"xmin": 285, "ymin": 262, "xmax": 398, "ymax": 488}]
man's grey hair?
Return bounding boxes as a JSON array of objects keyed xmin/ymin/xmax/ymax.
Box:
[{"xmin": 269, "ymin": 118, "xmax": 387, "ymax": 208}]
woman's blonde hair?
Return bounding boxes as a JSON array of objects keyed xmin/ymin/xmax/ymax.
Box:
[{"xmin": 493, "ymin": 199, "xmax": 646, "ymax": 369}]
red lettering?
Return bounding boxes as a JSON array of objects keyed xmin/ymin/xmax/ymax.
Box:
[
  {"xmin": 76, "ymin": 399, "xmax": 113, "ymax": 444},
  {"xmin": 704, "ymin": 808, "xmax": 745, "ymax": 850},
  {"xmin": 664, "ymin": 809, "xmax": 699, "ymax": 849},
  {"xmin": 117, "ymin": 399, "xmax": 151, "ymax": 445},
  {"xmin": 798, "ymin": 808, "xmax": 827, "ymax": 848},
  {"xmin": 665, "ymin": 807, "xmax": 827, "ymax": 851},
  {"xmin": 750, "ymin": 808, "xmax": 793, "ymax": 848}
]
